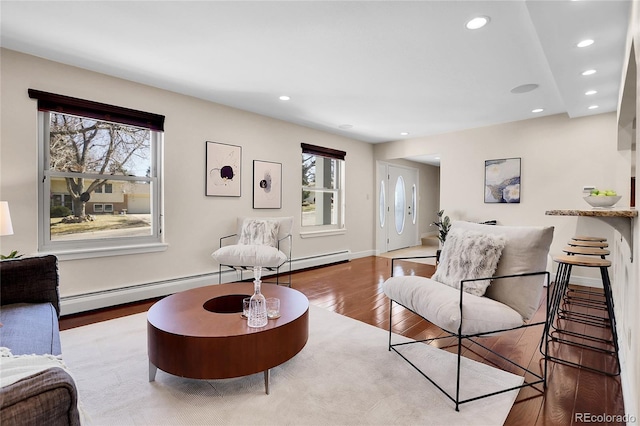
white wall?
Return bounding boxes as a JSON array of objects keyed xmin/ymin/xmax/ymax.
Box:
[
  {"xmin": 0, "ymin": 49, "xmax": 375, "ymax": 307},
  {"xmin": 615, "ymin": 0, "xmax": 639, "ymax": 419}
]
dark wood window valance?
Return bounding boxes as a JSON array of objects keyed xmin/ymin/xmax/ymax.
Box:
[
  {"xmin": 28, "ymin": 89, "xmax": 165, "ymax": 131},
  {"xmin": 301, "ymin": 143, "xmax": 346, "ymax": 161}
]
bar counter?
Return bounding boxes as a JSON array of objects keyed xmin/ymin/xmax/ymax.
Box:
[{"xmin": 545, "ymin": 208, "xmax": 637, "ymax": 261}]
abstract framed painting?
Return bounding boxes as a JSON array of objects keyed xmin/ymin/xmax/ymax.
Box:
[
  {"xmin": 206, "ymin": 141, "xmax": 241, "ymax": 197},
  {"xmin": 484, "ymin": 157, "xmax": 521, "ymax": 203},
  {"xmin": 253, "ymin": 160, "xmax": 282, "ymax": 209}
]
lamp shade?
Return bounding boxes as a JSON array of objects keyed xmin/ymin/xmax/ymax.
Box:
[{"xmin": 0, "ymin": 201, "xmax": 14, "ymax": 236}]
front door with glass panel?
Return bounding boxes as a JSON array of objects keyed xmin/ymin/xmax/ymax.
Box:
[{"xmin": 381, "ymin": 164, "xmax": 418, "ymax": 252}]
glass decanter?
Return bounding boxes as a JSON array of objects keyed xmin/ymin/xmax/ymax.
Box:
[{"xmin": 248, "ymin": 266, "xmax": 268, "ymax": 328}]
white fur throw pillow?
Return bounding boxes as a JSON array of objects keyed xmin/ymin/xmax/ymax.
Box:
[
  {"xmin": 431, "ymin": 228, "xmax": 506, "ymax": 297},
  {"xmin": 239, "ymin": 219, "xmax": 280, "ymax": 247}
]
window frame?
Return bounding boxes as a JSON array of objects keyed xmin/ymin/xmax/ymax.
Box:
[
  {"xmin": 32, "ymin": 92, "xmax": 167, "ymax": 260},
  {"xmin": 300, "ymin": 143, "xmax": 346, "ymax": 238}
]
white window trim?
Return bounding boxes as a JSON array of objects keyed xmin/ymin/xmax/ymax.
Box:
[
  {"xmin": 37, "ymin": 111, "xmax": 166, "ymax": 259},
  {"xmin": 39, "ymin": 243, "xmax": 168, "ymax": 261},
  {"xmin": 301, "ymin": 156, "xmax": 346, "ymax": 233},
  {"xmin": 299, "ymin": 228, "xmax": 347, "ymax": 238}
]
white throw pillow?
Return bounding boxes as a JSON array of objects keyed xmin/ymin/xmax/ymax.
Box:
[
  {"xmin": 431, "ymin": 228, "xmax": 505, "ymax": 297},
  {"xmin": 239, "ymin": 219, "xmax": 280, "ymax": 247}
]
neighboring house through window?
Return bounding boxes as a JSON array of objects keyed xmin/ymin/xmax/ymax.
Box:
[
  {"xmin": 301, "ymin": 143, "xmax": 346, "ymax": 235},
  {"xmin": 94, "ymin": 183, "xmax": 113, "ymax": 193},
  {"xmin": 29, "ymin": 89, "xmax": 166, "ymax": 258}
]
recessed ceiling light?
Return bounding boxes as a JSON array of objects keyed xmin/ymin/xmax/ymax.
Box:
[
  {"xmin": 588, "ymin": 105, "xmax": 599, "ymax": 110},
  {"xmin": 465, "ymin": 16, "xmax": 490, "ymax": 30},
  {"xmin": 585, "ymin": 90, "xmax": 598, "ymax": 95},
  {"xmin": 338, "ymin": 124, "xmax": 353, "ymax": 130},
  {"xmin": 582, "ymin": 69, "xmax": 597, "ymax": 76},
  {"xmin": 400, "ymin": 132, "xmax": 410, "ymax": 136},
  {"xmin": 279, "ymin": 95, "xmax": 291, "ymax": 101},
  {"xmin": 577, "ymin": 39, "xmax": 594, "ymax": 48},
  {"xmin": 532, "ymin": 108, "xmax": 544, "ymax": 113},
  {"xmin": 511, "ymin": 83, "xmax": 539, "ymax": 94}
]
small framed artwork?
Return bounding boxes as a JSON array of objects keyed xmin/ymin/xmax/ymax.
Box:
[
  {"xmin": 206, "ymin": 141, "xmax": 241, "ymax": 197},
  {"xmin": 484, "ymin": 157, "xmax": 521, "ymax": 203},
  {"xmin": 253, "ymin": 160, "xmax": 282, "ymax": 209}
]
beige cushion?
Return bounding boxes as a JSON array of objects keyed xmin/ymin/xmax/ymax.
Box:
[
  {"xmin": 211, "ymin": 244, "xmax": 287, "ymax": 268},
  {"xmin": 382, "ymin": 276, "xmax": 523, "ymax": 335},
  {"xmin": 431, "ymin": 228, "xmax": 505, "ymax": 297},
  {"xmin": 451, "ymin": 221, "xmax": 554, "ymax": 320}
]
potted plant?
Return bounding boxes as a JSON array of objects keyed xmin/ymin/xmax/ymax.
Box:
[
  {"xmin": 1, "ymin": 250, "xmax": 21, "ymax": 260},
  {"xmin": 431, "ymin": 209, "xmax": 450, "ymax": 262}
]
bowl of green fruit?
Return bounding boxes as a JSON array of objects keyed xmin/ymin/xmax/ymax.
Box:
[{"xmin": 584, "ymin": 189, "xmax": 621, "ymax": 208}]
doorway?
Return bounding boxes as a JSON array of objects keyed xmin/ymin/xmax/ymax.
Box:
[{"xmin": 378, "ymin": 163, "xmax": 419, "ymax": 252}]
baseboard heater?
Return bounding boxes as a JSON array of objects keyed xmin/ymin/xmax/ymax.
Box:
[{"xmin": 60, "ymin": 250, "xmax": 350, "ymax": 316}]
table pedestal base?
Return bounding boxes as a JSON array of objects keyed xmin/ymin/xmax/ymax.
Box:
[{"xmin": 149, "ymin": 361, "xmax": 271, "ymax": 394}]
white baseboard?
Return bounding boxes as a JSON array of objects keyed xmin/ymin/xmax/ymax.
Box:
[
  {"xmin": 350, "ymin": 249, "xmax": 377, "ymax": 259},
  {"xmin": 60, "ymin": 250, "xmax": 351, "ymax": 316},
  {"xmin": 564, "ymin": 274, "xmax": 604, "ymax": 289}
]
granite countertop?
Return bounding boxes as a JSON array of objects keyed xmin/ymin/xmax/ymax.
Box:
[{"xmin": 545, "ymin": 208, "xmax": 638, "ymax": 218}]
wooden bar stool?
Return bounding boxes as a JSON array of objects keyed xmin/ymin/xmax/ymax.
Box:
[
  {"xmin": 561, "ymin": 245, "xmax": 609, "ymax": 307},
  {"xmin": 572, "ymin": 236, "xmax": 607, "ymax": 242},
  {"xmin": 567, "ymin": 240, "xmax": 608, "ymax": 248},
  {"xmin": 543, "ymin": 254, "xmax": 620, "ymax": 376},
  {"xmin": 551, "ymin": 254, "xmax": 611, "ymax": 329},
  {"xmin": 562, "ymin": 246, "xmax": 609, "ymax": 258}
]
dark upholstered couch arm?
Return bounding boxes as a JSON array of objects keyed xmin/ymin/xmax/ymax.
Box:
[
  {"xmin": 0, "ymin": 367, "xmax": 81, "ymax": 426},
  {"xmin": 0, "ymin": 255, "xmax": 60, "ymax": 317}
]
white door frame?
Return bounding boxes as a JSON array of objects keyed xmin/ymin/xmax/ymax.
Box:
[{"xmin": 377, "ymin": 162, "xmax": 419, "ymax": 253}]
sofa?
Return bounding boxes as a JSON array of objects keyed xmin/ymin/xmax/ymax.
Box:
[{"xmin": 0, "ymin": 255, "xmax": 81, "ymax": 426}]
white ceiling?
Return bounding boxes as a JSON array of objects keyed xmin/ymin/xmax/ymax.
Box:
[{"xmin": 0, "ymin": 0, "xmax": 632, "ymax": 151}]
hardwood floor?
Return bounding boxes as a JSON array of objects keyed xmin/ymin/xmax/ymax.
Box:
[{"xmin": 59, "ymin": 256, "xmax": 625, "ymax": 425}]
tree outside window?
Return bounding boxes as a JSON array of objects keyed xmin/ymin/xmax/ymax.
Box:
[{"xmin": 31, "ymin": 89, "xmax": 164, "ymax": 255}]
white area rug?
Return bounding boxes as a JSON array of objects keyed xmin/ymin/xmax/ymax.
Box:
[{"xmin": 60, "ymin": 305, "xmax": 522, "ymax": 425}]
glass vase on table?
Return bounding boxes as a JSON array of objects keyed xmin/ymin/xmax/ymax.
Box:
[{"xmin": 248, "ymin": 266, "xmax": 268, "ymax": 328}]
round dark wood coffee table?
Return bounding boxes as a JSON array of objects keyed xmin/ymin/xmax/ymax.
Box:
[{"xmin": 147, "ymin": 282, "xmax": 309, "ymax": 394}]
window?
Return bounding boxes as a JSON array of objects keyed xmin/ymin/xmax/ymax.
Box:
[
  {"xmin": 92, "ymin": 204, "xmax": 114, "ymax": 214},
  {"xmin": 394, "ymin": 176, "xmax": 405, "ymax": 234},
  {"xmin": 301, "ymin": 143, "xmax": 345, "ymax": 234},
  {"xmin": 94, "ymin": 183, "xmax": 112, "ymax": 193},
  {"xmin": 30, "ymin": 89, "xmax": 165, "ymax": 258}
]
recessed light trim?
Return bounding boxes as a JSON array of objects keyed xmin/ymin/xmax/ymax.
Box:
[
  {"xmin": 511, "ymin": 83, "xmax": 539, "ymax": 94},
  {"xmin": 532, "ymin": 108, "xmax": 544, "ymax": 113},
  {"xmin": 582, "ymin": 69, "xmax": 597, "ymax": 76},
  {"xmin": 279, "ymin": 95, "xmax": 291, "ymax": 101},
  {"xmin": 465, "ymin": 16, "xmax": 490, "ymax": 30},
  {"xmin": 585, "ymin": 90, "xmax": 598, "ymax": 95},
  {"xmin": 577, "ymin": 39, "xmax": 594, "ymax": 48}
]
